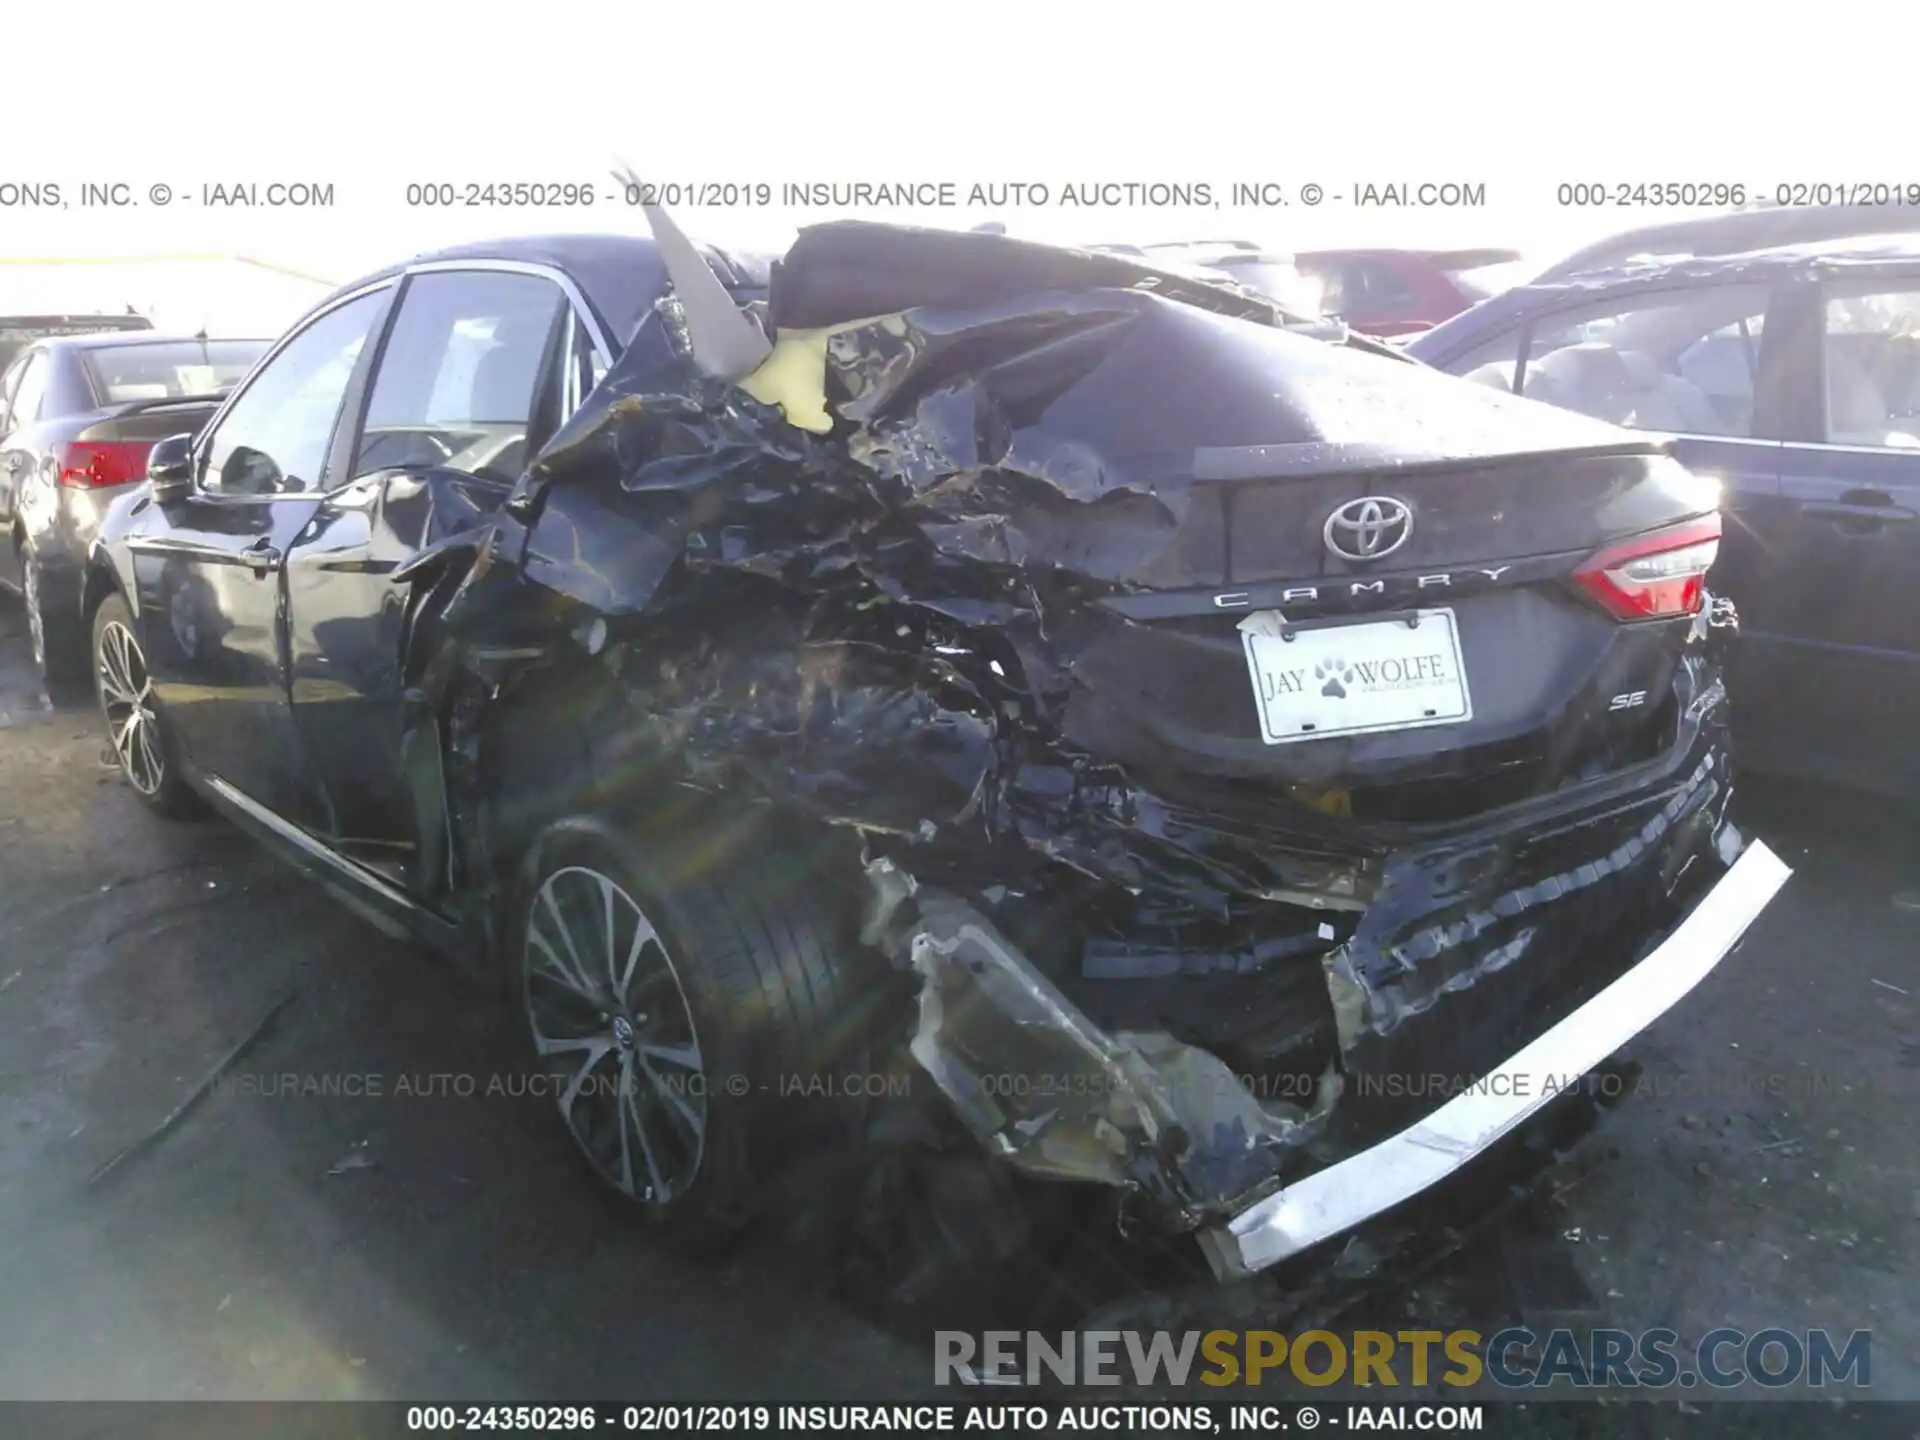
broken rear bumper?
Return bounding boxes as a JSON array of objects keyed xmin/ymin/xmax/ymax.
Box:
[{"xmin": 1196, "ymin": 836, "xmax": 1790, "ymax": 1280}]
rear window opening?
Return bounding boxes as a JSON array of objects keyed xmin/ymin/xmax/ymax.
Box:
[{"xmin": 84, "ymin": 339, "xmax": 267, "ymax": 404}]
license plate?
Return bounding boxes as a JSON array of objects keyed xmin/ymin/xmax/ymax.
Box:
[{"xmin": 1238, "ymin": 609, "xmax": 1472, "ymax": 745}]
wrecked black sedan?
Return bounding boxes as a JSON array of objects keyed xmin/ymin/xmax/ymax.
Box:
[{"xmin": 83, "ymin": 219, "xmax": 1789, "ymax": 1280}]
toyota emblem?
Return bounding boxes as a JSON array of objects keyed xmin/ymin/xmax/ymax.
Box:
[{"xmin": 1324, "ymin": 496, "xmax": 1412, "ymax": 562}]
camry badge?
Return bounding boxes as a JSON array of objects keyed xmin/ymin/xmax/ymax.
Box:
[{"xmin": 1324, "ymin": 496, "xmax": 1413, "ymax": 562}]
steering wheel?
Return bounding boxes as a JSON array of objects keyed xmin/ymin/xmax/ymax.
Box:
[{"xmin": 359, "ymin": 429, "xmax": 456, "ymax": 470}]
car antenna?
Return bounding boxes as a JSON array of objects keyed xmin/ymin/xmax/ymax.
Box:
[{"xmin": 612, "ymin": 162, "xmax": 771, "ymax": 381}]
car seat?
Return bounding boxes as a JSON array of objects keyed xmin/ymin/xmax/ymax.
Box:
[
  {"xmin": 1612, "ymin": 350, "xmax": 1722, "ymax": 433},
  {"xmin": 1826, "ymin": 345, "xmax": 1893, "ymax": 445},
  {"xmin": 1677, "ymin": 333, "xmax": 1758, "ymax": 434},
  {"xmin": 1523, "ymin": 342, "xmax": 1638, "ymax": 425},
  {"xmin": 460, "ymin": 316, "xmax": 556, "ymax": 477},
  {"xmin": 1524, "ymin": 341, "xmax": 1722, "ymax": 434},
  {"xmin": 469, "ymin": 318, "xmax": 549, "ymax": 426}
]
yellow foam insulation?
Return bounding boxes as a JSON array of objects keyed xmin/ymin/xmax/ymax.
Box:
[
  {"xmin": 738, "ymin": 314, "xmax": 901, "ymax": 434},
  {"xmin": 739, "ymin": 328, "xmax": 835, "ymax": 432}
]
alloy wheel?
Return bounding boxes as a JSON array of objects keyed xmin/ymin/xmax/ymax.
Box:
[
  {"xmin": 96, "ymin": 620, "xmax": 163, "ymax": 796},
  {"xmin": 523, "ymin": 865, "xmax": 707, "ymax": 1206}
]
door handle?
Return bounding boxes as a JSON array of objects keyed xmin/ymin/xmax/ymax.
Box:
[{"xmin": 240, "ymin": 538, "xmax": 283, "ymax": 574}]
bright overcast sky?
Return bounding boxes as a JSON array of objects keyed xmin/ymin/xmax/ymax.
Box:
[{"xmin": 4, "ymin": 0, "xmax": 1906, "ymax": 330}]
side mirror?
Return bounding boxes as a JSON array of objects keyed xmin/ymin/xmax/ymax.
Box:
[{"xmin": 146, "ymin": 433, "xmax": 195, "ymax": 503}]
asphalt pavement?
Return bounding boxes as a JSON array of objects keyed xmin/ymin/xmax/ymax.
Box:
[{"xmin": 0, "ymin": 596, "xmax": 1914, "ymax": 1403}]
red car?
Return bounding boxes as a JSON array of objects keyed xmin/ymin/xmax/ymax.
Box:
[{"xmin": 1294, "ymin": 248, "xmax": 1530, "ymax": 336}]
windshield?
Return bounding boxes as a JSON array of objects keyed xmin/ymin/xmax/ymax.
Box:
[{"xmin": 82, "ymin": 340, "xmax": 268, "ymax": 403}]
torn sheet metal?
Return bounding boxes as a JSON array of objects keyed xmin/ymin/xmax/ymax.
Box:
[{"xmin": 866, "ymin": 881, "xmax": 1335, "ymax": 1224}]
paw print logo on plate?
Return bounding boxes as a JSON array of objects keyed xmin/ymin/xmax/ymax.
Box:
[{"xmin": 1316, "ymin": 658, "xmax": 1353, "ymax": 699}]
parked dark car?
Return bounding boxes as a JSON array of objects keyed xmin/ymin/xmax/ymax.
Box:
[
  {"xmin": 1293, "ymin": 248, "xmax": 1531, "ymax": 336},
  {"xmin": 0, "ymin": 311, "xmax": 151, "ymax": 371},
  {"xmin": 0, "ymin": 333, "xmax": 268, "ymax": 698},
  {"xmin": 1406, "ymin": 236, "xmax": 1920, "ymax": 796},
  {"xmin": 1537, "ymin": 203, "xmax": 1920, "ymax": 284},
  {"xmin": 81, "ymin": 225, "xmax": 1786, "ymax": 1280}
]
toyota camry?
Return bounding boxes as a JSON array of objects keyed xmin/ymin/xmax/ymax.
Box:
[{"xmin": 79, "ymin": 217, "xmax": 1789, "ymax": 1281}]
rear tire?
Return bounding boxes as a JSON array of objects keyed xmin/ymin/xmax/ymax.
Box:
[
  {"xmin": 508, "ymin": 814, "xmax": 877, "ymax": 1249},
  {"xmin": 91, "ymin": 593, "xmax": 200, "ymax": 818}
]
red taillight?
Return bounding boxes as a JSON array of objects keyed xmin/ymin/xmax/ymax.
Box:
[
  {"xmin": 56, "ymin": 439, "xmax": 155, "ymax": 489},
  {"xmin": 1572, "ymin": 514, "xmax": 1722, "ymax": 621}
]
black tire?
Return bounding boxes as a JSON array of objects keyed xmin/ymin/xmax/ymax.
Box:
[
  {"xmin": 90, "ymin": 593, "xmax": 201, "ymax": 818},
  {"xmin": 23, "ymin": 546, "xmax": 90, "ymax": 707},
  {"xmin": 508, "ymin": 814, "xmax": 877, "ymax": 1248}
]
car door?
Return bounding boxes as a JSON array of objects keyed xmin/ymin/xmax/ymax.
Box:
[
  {"xmin": 128, "ymin": 286, "xmax": 393, "ymax": 830},
  {"xmin": 1745, "ymin": 271, "xmax": 1920, "ymax": 791},
  {"xmin": 282, "ymin": 265, "xmax": 603, "ymax": 886}
]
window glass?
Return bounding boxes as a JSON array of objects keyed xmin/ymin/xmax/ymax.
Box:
[
  {"xmin": 1445, "ymin": 331, "xmax": 1526, "ymax": 393},
  {"xmin": 1301, "ymin": 261, "xmax": 1350, "ymax": 317},
  {"xmin": 1314, "ymin": 260, "xmax": 1420, "ymax": 324},
  {"xmin": 353, "ymin": 271, "xmax": 564, "ymax": 481},
  {"xmin": 1359, "ymin": 261, "xmax": 1421, "ymax": 318},
  {"xmin": 84, "ymin": 341, "xmax": 267, "ymax": 403},
  {"xmin": 7, "ymin": 353, "xmax": 52, "ymax": 429},
  {"xmin": 1514, "ymin": 286, "xmax": 1769, "ymax": 437},
  {"xmin": 1822, "ymin": 285, "xmax": 1920, "ymax": 448},
  {"xmin": 201, "ymin": 291, "xmax": 386, "ymax": 496}
]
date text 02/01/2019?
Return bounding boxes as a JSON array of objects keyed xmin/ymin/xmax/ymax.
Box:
[
  {"xmin": 1556, "ymin": 180, "xmax": 1920, "ymax": 208},
  {"xmin": 1771, "ymin": 181, "xmax": 1920, "ymax": 207}
]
